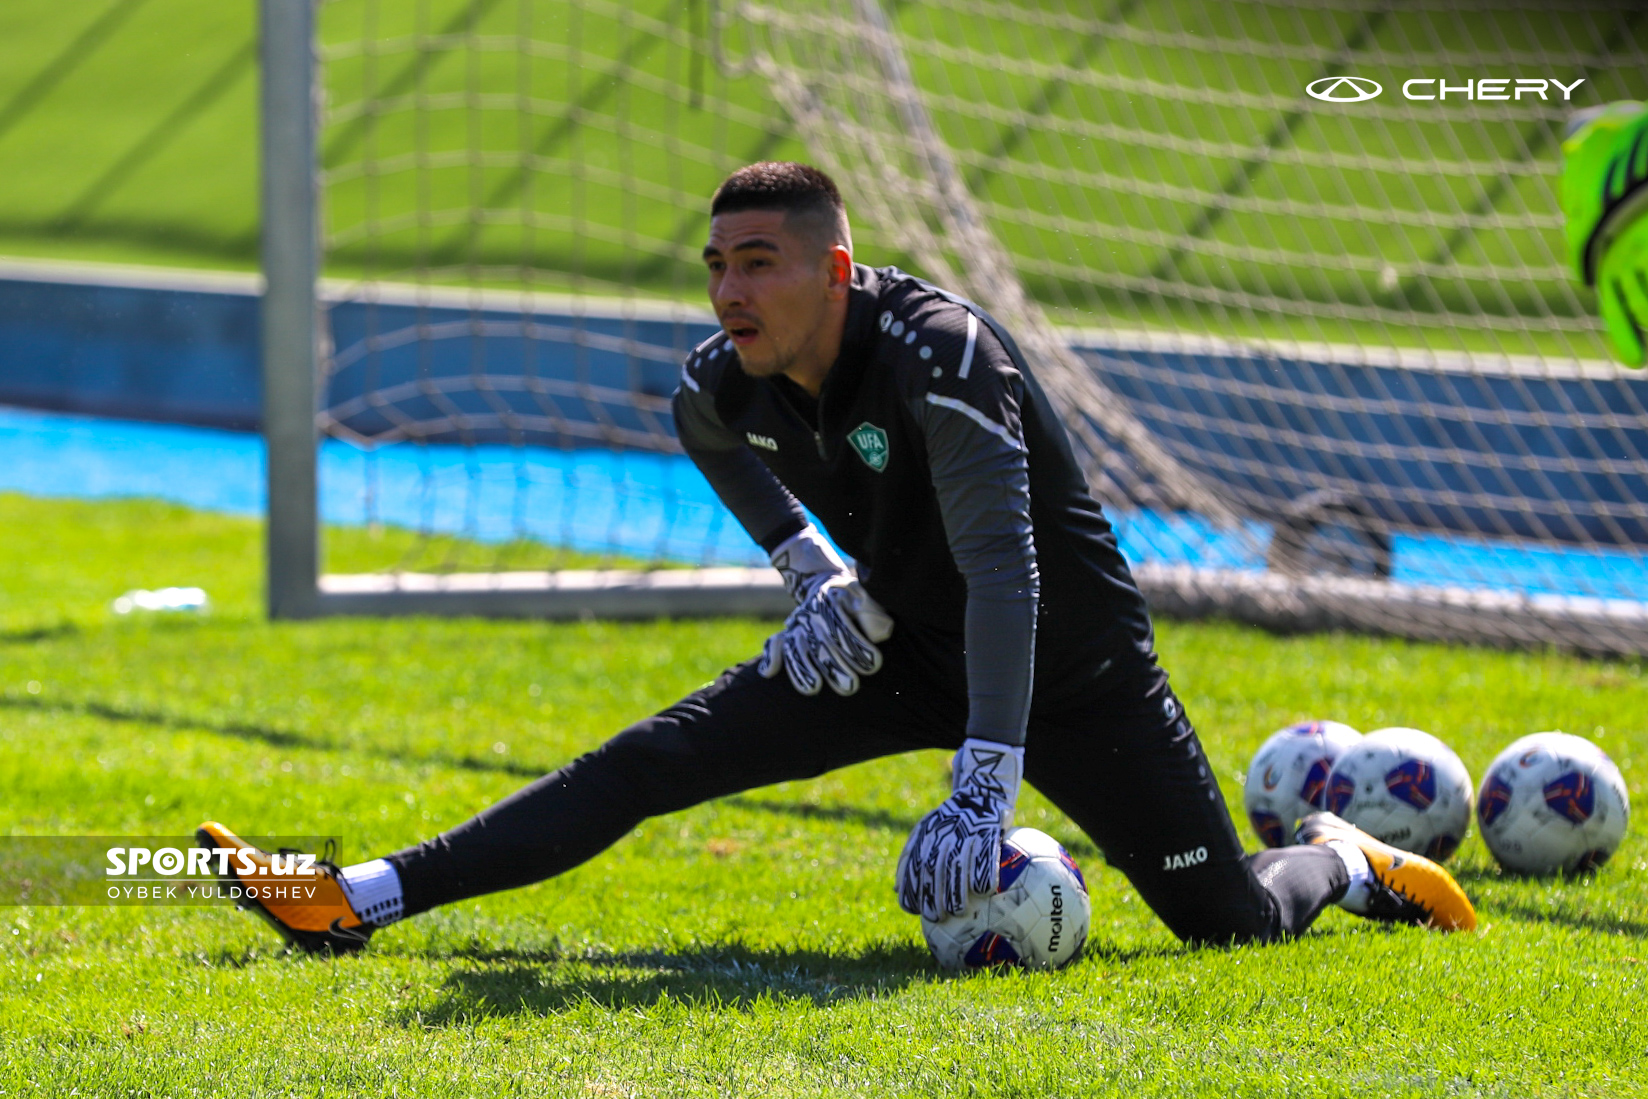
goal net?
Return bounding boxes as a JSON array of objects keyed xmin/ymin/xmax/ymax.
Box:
[{"xmin": 266, "ymin": 0, "xmax": 1648, "ymax": 654}]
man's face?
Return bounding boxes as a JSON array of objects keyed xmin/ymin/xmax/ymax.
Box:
[{"xmin": 703, "ymin": 209, "xmax": 841, "ymax": 378}]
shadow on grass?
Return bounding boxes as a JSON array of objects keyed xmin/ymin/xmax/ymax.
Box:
[
  {"xmin": 718, "ymin": 798, "xmax": 1105, "ymax": 860},
  {"xmin": 1485, "ymin": 898, "xmax": 1648, "ymax": 938},
  {"xmin": 720, "ymin": 796, "xmax": 918, "ymax": 836},
  {"xmin": 1452, "ymin": 865, "xmax": 1648, "ymax": 936},
  {"xmin": 4, "ymin": 693, "xmax": 1106, "ymax": 850},
  {"xmin": 0, "ymin": 621, "xmax": 80, "ymax": 645},
  {"xmin": 399, "ymin": 933, "xmax": 1227, "ymax": 1026},
  {"xmin": 0, "ymin": 693, "xmax": 550, "ymax": 780},
  {"xmin": 193, "ymin": 944, "xmax": 287, "ymax": 970},
  {"xmin": 396, "ymin": 940, "xmax": 934, "ymax": 1022}
]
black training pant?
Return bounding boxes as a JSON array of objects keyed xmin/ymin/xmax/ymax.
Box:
[{"xmin": 387, "ymin": 623, "xmax": 1346, "ymax": 943}]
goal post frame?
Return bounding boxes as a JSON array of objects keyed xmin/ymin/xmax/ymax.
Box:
[
  {"xmin": 258, "ymin": 0, "xmax": 793, "ymax": 622},
  {"xmin": 261, "ymin": 0, "xmax": 321, "ymax": 621}
]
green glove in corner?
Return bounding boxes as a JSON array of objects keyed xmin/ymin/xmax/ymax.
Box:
[{"xmin": 1562, "ymin": 101, "xmax": 1648, "ymax": 367}]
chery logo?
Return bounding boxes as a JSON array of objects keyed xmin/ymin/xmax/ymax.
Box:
[
  {"xmin": 1307, "ymin": 76, "xmax": 1382, "ymax": 102},
  {"xmin": 1307, "ymin": 75, "xmax": 1586, "ymax": 103}
]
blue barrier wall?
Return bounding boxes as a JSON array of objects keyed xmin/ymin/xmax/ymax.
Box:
[
  {"xmin": 6, "ymin": 264, "xmax": 1648, "ymax": 547},
  {"xmin": 1089, "ymin": 346, "xmax": 1648, "ymax": 546},
  {"xmin": 0, "ymin": 267, "xmax": 721, "ymax": 437},
  {"xmin": 324, "ymin": 296, "xmax": 718, "ymax": 447},
  {"xmin": 0, "ymin": 269, "xmax": 262, "ymax": 430}
]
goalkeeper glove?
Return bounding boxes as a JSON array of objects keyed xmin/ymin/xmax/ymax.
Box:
[
  {"xmin": 759, "ymin": 575, "xmax": 894, "ymax": 696},
  {"xmin": 1562, "ymin": 100, "xmax": 1648, "ymax": 367},
  {"xmin": 769, "ymin": 523, "xmax": 850, "ymax": 603},
  {"xmin": 1595, "ymin": 207, "xmax": 1648, "ymax": 368},
  {"xmin": 896, "ymin": 738, "xmax": 1024, "ymax": 921},
  {"xmin": 759, "ymin": 525, "xmax": 893, "ymax": 696}
]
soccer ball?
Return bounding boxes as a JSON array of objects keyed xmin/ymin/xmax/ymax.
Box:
[
  {"xmin": 1325, "ymin": 727, "xmax": 1473, "ymax": 861},
  {"xmin": 1477, "ymin": 732, "xmax": 1630, "ymax": 875},
  {"xmin": 1243, "ymin": 720, "xmax": 1363, "ymax": 847},
  {"xmin": 920, "ymin": 827, "xmax": 1091, "ymax": 971}
]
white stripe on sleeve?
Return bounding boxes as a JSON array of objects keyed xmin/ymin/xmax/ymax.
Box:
[
  {"xmin": 924, "ymin": 392, "xmax": 1025, "ymax": 451},
  {"xmin": 958, "ymin": 312, "xmax": 978, "ymax": 379}
]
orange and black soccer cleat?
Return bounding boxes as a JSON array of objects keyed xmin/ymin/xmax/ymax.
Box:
[
  {"xmin": 1296, "ymin": 811, "xmax": 1478, "ymax": 932},
  {"xmin": 195, "ymin": 821, "xmax": 373, "ymax": 954}
]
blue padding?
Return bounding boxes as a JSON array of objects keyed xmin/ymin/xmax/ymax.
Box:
[
  {"xmin": 5, "ymin": 404, "xmax": 1648, "ymax": 594},
  {"xmin": 0, "ymin": 275, "xmax": 722, "ymax": 442},
  {"xmin": 0, "ymin": 404, "xmax": 263, "ymax": 513},
  {"xmin": 5, "ymin": 270, "xmax": 1648, "ymax": 547},
  {"xmin": 323, "ymin": 299, "xmax": 718, "ymax": 445},
  {"xmin": 1086, "ymin": 346, "xmax": 1648, "ymax": 546},
  {"xmin": 0, "ymin": 405, "xmax": 765, "ymax": 566},
  {"xmin": 0, "ymin": 276, "xmax": 261, "ymax": 430}
]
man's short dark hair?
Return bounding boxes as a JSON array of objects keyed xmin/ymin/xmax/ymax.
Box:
[{"xmin": 710, "ymin": 162, "xmax": 852, "ymax": 251}]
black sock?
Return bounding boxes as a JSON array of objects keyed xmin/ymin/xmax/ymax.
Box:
[{"xmin": 1247, "ymin": 844, "xmax": 1350, "ymax": 937}]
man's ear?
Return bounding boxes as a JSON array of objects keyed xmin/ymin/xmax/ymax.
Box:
[{"xmin": 825, "ymin": 244, "xmax": 852, "ymax": 298}]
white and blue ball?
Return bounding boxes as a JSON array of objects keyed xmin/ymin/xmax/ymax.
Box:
[
  {"xmin": 1243, "ymin": 720, "xmax": 1363, "ymax": 847},
  {"xmin": 1326, "ymin": 727, "xmax": 1473, "ymax": 861},
  {"xmin": 920, "ymin": 827, "xmax": 1091, "ymax": 971},
  {"xmin": 1477, "ymin": 732, "xmax": 1630, "ymax": 875}
]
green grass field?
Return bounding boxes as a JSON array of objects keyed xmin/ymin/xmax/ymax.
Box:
[
  {"xmin": 3, "ymin": 3, "xmax": 1648, "ymax": 1093},
  {"xmin": 1, "ymin": 490, "xmax": 1645, "ymax": 1096}
]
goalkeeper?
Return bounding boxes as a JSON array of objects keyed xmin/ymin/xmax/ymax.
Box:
[
  {"xmin": 1563, "ymin": 100, "xmax": 1648, "ymax": 368},
  {"xmin": 197, "ymin": 162, "xmax": 1476, "ymax": 952}
]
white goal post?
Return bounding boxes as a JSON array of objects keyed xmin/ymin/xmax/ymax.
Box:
[{"xmin": 260, "ymin": 0, "xmax": 789, "ymax": 620}]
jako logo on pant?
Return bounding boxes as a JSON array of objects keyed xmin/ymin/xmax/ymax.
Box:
[{"xmin": 1162, "ymin": 846, "xmax": 1209, "ymax": 871}]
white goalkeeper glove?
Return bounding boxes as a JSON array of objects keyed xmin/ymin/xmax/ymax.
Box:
[
  {"xmin": 759, "ymin": 525, "xmax": 893, "ymax": 697},
  {"xmin": 769, "ymin": 523, "xmax": 850, "ymax": 604},
  {"xmin": 896, "ymin": 738, "xmax": 1024, "ymax": 920}
]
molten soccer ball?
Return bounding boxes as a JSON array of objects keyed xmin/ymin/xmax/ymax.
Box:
[
  {"xmin": 1477, "ymin": 732, "xmax": 1630, "ymax": 875},
  {"xmin": 920, "ymin": 827, "xmax": 1091, "ymax": 971},
  {"xmin": 1326, "ymin": 727, "xmax": 1473, "ymax": 861},
  {"xmin": 1243, "ymin": 720, "xmax": 1363, "ymax": 847}
]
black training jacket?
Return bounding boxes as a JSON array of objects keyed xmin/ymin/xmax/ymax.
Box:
[{"xmin": 672, "ymin": 264, "xmax": 1153, "ymax": 746}]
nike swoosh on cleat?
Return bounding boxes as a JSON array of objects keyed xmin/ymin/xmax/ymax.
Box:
[{"xmin": 328, "ymin": 918, "xmax": 370, "ymax": 943}]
